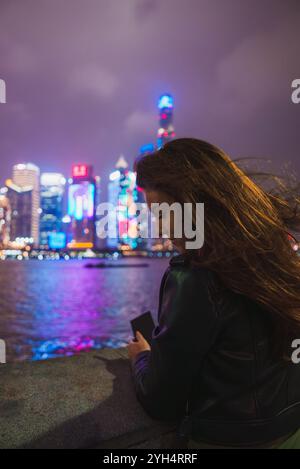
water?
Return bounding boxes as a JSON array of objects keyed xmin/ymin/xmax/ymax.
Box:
[{"xmin": 0, "ymin": 258, "xmax": 169, "ymax": 362}]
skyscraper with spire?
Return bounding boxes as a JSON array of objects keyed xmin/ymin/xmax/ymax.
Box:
[{"xmin": 157, "ymin": 94, "xmax": 175, "ymax": 149}]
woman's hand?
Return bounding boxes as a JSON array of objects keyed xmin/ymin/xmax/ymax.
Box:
[{"xmin": 127, "ymin": 331, "xmax": 151, "ymax": 361}]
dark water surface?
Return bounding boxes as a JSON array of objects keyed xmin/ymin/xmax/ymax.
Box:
[{"xmin": 0, "ymin": 258, "xmax": 169, "ymax": 362}]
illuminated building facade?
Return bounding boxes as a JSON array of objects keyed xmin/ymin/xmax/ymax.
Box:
[
  {"xmin": 157, "ymin": 94, "xmax": 175, "ymax": 149},
  {"xmin": 67, "ymin": 164, "xmax": 97, "ymax": 250},
  {"xmin": 107, "ymin": 155, "xmax": 138, "ymax": 250},
  {"xmin": 6, "ymin": 181, "xmax": 33, "ymax": 245},
  {"xmin": 139, "ymin": 143, "xmax": 155, "ymax": 156},
  {"xmin": 6, "ymin": 163, "xmax": 40, "ymax": 246},
  {"xmin": 134, "ymin": 146, "xmax": 156, "ymax": 251},
  {"xmin": 0, "ymin": 190, "xmax": 11, "ymax": 248},
  {"xmin": 40, "ymin": 173, "xmax": 66, "ymax": 247}
]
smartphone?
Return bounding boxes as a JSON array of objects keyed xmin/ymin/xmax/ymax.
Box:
[{"xmin": 130, "ymin": 311, "xmax": 155, "ymax": 345}]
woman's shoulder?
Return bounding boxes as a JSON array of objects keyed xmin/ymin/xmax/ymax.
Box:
[
  {"xmin": 168, "ymin": 253, "xmax": 216, "ymax": 282},
  {"xmin": 169, "ymin": 253, "xmax": 189, "ymax": 267},
  {"xmin": 165, "ymin": 253, "xmax": 220, "ymax": 295},
  {"xmin": 167, "ymin": 253, "xmax": 228, "ymax": 306},
  {"xmin": 160, "ymin": 254, "xmax": 223, "ymax": 324}
]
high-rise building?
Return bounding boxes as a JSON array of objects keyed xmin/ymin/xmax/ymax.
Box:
[
  {"xmin": 6, "ymin": 163, "xmax": 40, "ymax": 246},
  {"xmin": 6, "ymin": 181, "xmax": 33, "ymax": 245},
  {"xmin": 40, "ymin": 173, "xmax": 66, "ymax": 247},
  {"xmin": 157, "ymin": 94, "xmax": 175, "ymax": 149},
  {"xmin": 134, "ymin": 146, "xmax": 156, "ymax": 251},
  {"xmin": 107, "ymin": 155, "xmax": 138, "ymax": 250},
  {"xmin": 0, "ymin": 189, "xmax": 11, "ymax": 248},
  {"xmin": 67, "ymin": 164, "xmax": 97, "ymax": 250}
]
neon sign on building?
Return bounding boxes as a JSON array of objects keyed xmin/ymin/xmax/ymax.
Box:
[
  {"xmin": 72, "ymin": 164, "xmax": 89, "ymax": 179},
  {"xmin": 68, "ymin": 182, "xmax": 95, "ymax": 221}
]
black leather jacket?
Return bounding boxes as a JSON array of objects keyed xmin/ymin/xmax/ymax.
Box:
[{"xmin": 131, "ymin": 253, "xmax": 300, "ymax": 447}]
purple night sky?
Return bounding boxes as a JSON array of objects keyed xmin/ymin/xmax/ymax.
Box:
[{"xmin": 0, "ymin": 0, "xmax": 299, "ymax": 191}]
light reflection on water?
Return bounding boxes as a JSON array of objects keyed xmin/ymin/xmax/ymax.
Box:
[{"xmin": 0, "ymin": 258, "xmax": 169, "ymax": 362}]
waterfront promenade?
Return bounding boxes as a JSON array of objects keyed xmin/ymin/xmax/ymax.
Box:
[{"xmin": 0, "ymin": 348, "xmax": 177, "ymax": 449}]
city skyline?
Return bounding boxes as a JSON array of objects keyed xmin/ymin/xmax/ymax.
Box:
[
  {"xmin": 0, "ymin": 91, "xmax": 174, "ymax": 194},
  {"xmin": 0, "ymin": 0, "xmax": 300, "ymax": 191},
  {"xmin": 0, "ymin": 93, "xmax": 176, "ymax": 252}
]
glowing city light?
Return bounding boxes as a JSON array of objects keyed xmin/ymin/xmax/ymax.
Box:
[
  {"xmin": 62, "ymin": 215, "xmax": 71, "ymax": 224},
  {"xmin": 68, "ymin": 182, "xmax": 95, "ymax": 221},
  {"xmin": 140, "ymin": 143, "xmax": 155, "ymax": 155},
  {"xmin": 158, "ymin": 94, "xmax": 173, "ymax": 110},
  {"xmin": 72, "ymin": 164, "xmax": 89, "ymax": 178},
  {"xmin": 48, "ymin": 233, "xmax": 67, "ymax": 250},
  {"xmin": 41, "ymin": 173, "xmax": 66, "ymax": 187},
  {"xmin": 109, "ymin": 170, "xmax": 121, "ymax": 181}
]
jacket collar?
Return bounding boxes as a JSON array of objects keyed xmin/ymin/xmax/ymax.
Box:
[{"xmin": 169, "ymin": 253, "xmax": 189, "ymax": 267}]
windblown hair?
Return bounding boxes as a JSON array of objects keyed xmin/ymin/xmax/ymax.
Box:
[{"xmin": 135, "ymin": 138, "xmax": 300, "ymax": 355}]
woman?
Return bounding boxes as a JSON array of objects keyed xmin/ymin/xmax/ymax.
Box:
[{"xmin": 127, "ymin": 138, "xmax": 300, "ymax": 449}]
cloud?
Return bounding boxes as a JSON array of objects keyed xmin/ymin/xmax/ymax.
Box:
[
  {"xmin": 3, "ymin": 44, "xmax": 37, "ymax": 74},
  {"xmin": 0, "ymin": 0, "xmax": 299, "ymax": 185},
  {"xmin": 6, "ymin": 102, "xmax": 31, "ymax": 123},
  {"xmin": 134, "ymin": 0, "xmax": 159, "ymax": 21},
  {"xmin": 214, "ymin": 13, "xmax": 299, "ymax": 118},
  {"xmin": 124, "ymin": 110, "xmax": 156, "ymax": 135},
  {"xmin": 69, "ymin": 64, "xmax": 119, "ymax": 100}
]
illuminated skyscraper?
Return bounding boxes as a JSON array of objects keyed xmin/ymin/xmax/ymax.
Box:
[
  {"xmin": 134, "ymin": 146, "xmax": 156, "ymax": 251},
  {"xmin": 0, "ymin": 189, "xmax": 11, "ymax": 248},
  {"xmin": 157, "ymin": 94, "xmax": 175, "ymax": 149},
  {"xmin": 40, "ymin": 173, "xmax": 66, "ymax": 247},
  {"xmin": 67, "ymin": 164, "xmax": 97, "ymax": 250},
  {"xmin": 6, "ymin": 181, "xmax": 33, "ymax": 245},
  {"xmin": 6, "ymin": 163, "xmax": 40, "ymax": 246},
  {"xmin": 107, "ymin": 155, "xmax": 138, "ymax": 250}
]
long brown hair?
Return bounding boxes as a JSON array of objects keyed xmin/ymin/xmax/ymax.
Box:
[{"xmin": 135, "ymin": 138, "xmax": 300, "ymax": 353}]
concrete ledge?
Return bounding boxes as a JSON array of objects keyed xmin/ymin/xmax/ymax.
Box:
[{"xmin": 0, "ymin": 348, "xmax": 177, "ymax": 449}]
